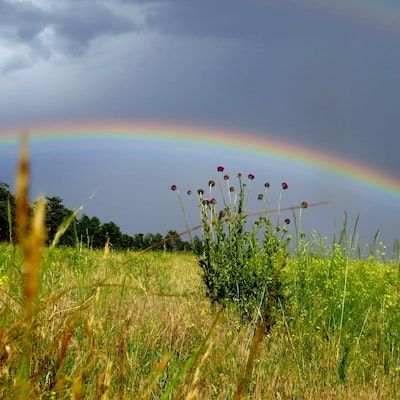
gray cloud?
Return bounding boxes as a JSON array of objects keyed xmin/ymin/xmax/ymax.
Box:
[
  {"xmin": 0, "ymin": 0, "xmax": 137, "ymax": 72},
  {"xmin": 1, "ymin": 53, "xmax": 36, "ymax": 74},
  {"xmin": 0, "ymin": 0, "xmax": 399, "ymax": 243}
]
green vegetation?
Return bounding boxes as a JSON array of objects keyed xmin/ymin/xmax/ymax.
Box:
[
  {"xmin": 0, "ymin": 242, "xmax": 400, "ymax": 399},
  {"xmin": 0, "ymin": 182, "xmax": 191, "ymax": 251},
  {"xmin": 194, "ymin": 173, "xmax": 290, "ymax": 322},
  {"xmin": 1, "ymin": 153, "xmax": 399, "ymax": 398}
]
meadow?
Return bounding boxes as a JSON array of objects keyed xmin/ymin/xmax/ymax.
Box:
[
  {"xmin": 0, "ymin": 145, "xmax": 400, "ymax": 399},
  {"xmin": 1, "ymin": 238, "xmax": 400, "ymax": 399}
]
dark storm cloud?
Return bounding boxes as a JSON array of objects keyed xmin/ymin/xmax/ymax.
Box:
[
  {"xmin": 137, "ymin": 0, "xmax": 305, "ymax": 39},
  {"xmin": 0, "ymin": 0, "xmax": 136, "ymax": 72}
]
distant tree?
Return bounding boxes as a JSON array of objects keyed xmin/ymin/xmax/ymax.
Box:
[
  {"xmin": 164, "ymin": 230, "xmax": 183, "ymax": 251},
  {"xmin": 132, "ymin": 233, "xmax": 144, "ymax": 250},
  {"xmin": 45, "ymin": 196, "xmax": 76, "ymax": 246},
  {"xmin": 88, "ymin": 216, "xmax": 102, "ymax": 248},
  {"xmin": 0, "ymin": 181, "xmax": 194, "ymax": 253},
  {"xmin": 0, "ymin": 182, "xmax": 14, "ymax": 242},
  {"xmin": 76, "ymin": 214, "xmax": 102, "ymax": 248},
  {"xmin": 100, "ymin": 221, "xmax": 123, "ymax": 249},
  {"xmin": 76, "ymin": 214, "xmax": 91, "ymax": 246},
  {"xmin": 121, "ymin": 233, "xmax": 134, "ymax": 250}
]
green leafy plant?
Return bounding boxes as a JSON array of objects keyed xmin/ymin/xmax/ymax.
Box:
[{"xmin": 187, "ymin": 167, "xmax": 291, "ymax": 321}]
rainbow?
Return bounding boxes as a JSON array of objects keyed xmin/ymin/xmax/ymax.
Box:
[{"xmin": 0, "ymin": 121, "xmax": 399, "ymax": 197}]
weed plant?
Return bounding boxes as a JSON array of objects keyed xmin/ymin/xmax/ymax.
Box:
[{"xmin": 176, "ymin": 167, "xmax": 293, "ymax": 322}]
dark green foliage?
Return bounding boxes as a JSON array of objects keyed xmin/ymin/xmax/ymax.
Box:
[
  {"xmin": 0, "ymin": 182, "xmax": 190, "ymax": 251},
  {"xmin": 0, "ymin": 182, "xmax": 15, "ymax": 242},
  {"xmin": 196, "ymin": 174, "xmax": 290, "ymax": 320},
  {"xmin": 45, "ymin": 196, "xmax": 76, "ymax": 246}
]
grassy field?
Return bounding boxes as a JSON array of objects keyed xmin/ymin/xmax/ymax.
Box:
[{"xmin": 1, "ymin": 242, "xmax": 400, "ymax": 399}]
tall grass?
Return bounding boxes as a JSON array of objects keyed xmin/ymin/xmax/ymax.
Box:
[{"xmin": 0, "ymin": 143, "xmax": 399, "ymax": 399}]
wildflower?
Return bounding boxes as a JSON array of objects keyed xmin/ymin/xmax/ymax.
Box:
[
  {"xmin": 219, "ymin": 210, "xmax": 225, "ymax": 219},
  {"xmin": 210, "ymin": 198, "xmax": 217, "ymax": 205},
  {"xmin": 284, "ymin": 218, "xmax": 290, "ymax": 225},
  {"xmin": 301, "ymin": 201, "xmax": 308, "ymax": 209},
  {"xmin": 223, "ymin": 174, "xmax": 229, "ymax": 180},
  {"xmin": 281, "ymin": 182, "xmax": 288, "ymax": 190},
  {"xmin": 197, "ymin": 188, "xmax": 204, "ymax": 195},
  {"xmin": 202, "ymin": 199, "xmax": 209, "ymax": 205},
  {"xmin": 237, "ymin": 172, "xmax": 242, "ymax": 178},
  {"xmin": 264, "ymin": 182, "xmax": 270, "ymax": 188},
  {"xmin": 229, "ymin": 186, "xmax": 235, "ymax": 192},
  {"xmin": 171, "ymin": 184, "xmax": 177, "ymax": 191},
  {"xmin": 208, "ymin": 180, "xmax": 215, "ymax": 187},
  {"xmin": 257, "ymin": 193, "xmax": 264, "ymax": 200},
  {"xmin": 217, "ymin": 165, "xmax": 224, "ymax": 172},
  {"xmin": 187, "ymin": 190, "xmax": 192, "ymax": 195},
  {"xmin": 248, "ymin": 173, "xmax": 255, "ymax": 180}
]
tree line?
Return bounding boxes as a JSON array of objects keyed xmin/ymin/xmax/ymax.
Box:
[{"xmin": 0, "ymin": 182, "xmax": 194, "ymax": 251}]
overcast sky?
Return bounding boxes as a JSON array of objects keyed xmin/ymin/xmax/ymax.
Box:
[{"xmin": 0, "ymin": 0, "xmax": 399, "ymax": 250}]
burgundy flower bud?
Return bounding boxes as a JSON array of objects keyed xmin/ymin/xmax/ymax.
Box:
[
  {"xmin": 248, "ymin": 173, "xmax": 255, "ymax": 180},
  {"xmin": 217, "ymin": 165, "xmax": 224, "ymax": 172},
  {"xmin": 264, "ymin": 182, "xmax": 270, "ymax": 188},
  {"xmin": 202, "ymin": 199, "xmax": 209, "ymax": 205},
  {"xmin": 229, "ymin": 186, "xmax": 235, "ymax": 192},
  {"xmin": 223, "ymin": 174, "xmax": 229, "ymax": 180},
  {"xmin": 187, "ymin": 190, "xmax": 192, "ymax": 195},
  {"xmin": 281, "ymin": 182, "xmax": 288, "ymax": 190},
  {"xmin": 210, "ymin": 198, "xmax": 217, "ymax": 205},
  {"xmin": 208, "ymin": 180, "xmax": 215, "ymax": 187},
  {"xmin": 284, "ymin": 218, "xmax": 290, "ymax": 225},
  {"xmin": 301, "ymin": 201, "xmax": 309, "ymax": 209},
  {"xmin": 171, "ymin": 184, "xmax": 177, "ymax": 191},
  {"xmin": 197, "ymin": 188, "xmax": 204, "ymax": 195}
]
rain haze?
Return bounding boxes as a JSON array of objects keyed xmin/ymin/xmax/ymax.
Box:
[{"xmin": 0, "ymin": 0, "xmax": 399, "ymax": 249}]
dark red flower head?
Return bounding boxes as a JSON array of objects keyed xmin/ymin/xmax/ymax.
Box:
[
  {"xmin": 223, "ymin": 174, "xmax": 230, "ymax": 180},
  {"xmin": 281, "ymin": 182, "xmax": 288, "ymax": 190},
  {"xmin": 248, "ymin": 173, "xmax": 255, "ymax": 180},
  {"xmin": 264, "ymin": 182, "xmax": 270, "ymax": 188},
  {"xmin": 187, "ymin": 190, "xmax": 192, "ymax": 195},
  {"xmin": 208, "ymin": 180, "xmax": 215, "ymax": 187},
  {"xmin": 301, "ymin": 201, "xmax": 309, "ymax": 209},
  {"xmin": 171, "ymin": 184, "xmax": 177, "ymax": 191},
  {"xmin": 202, "ymin": 199, "xmax": 209, "ymax": 205},
  {"xmin": 210, "ymin": 198, "xmax": 217, "ymax": 205},
  {"xmin": 229, "ymin": 186, "xmax": 235, "ymax": 192},
  {"xmin": 237, "ymin": 172, "xmax": 242, "ymax": 178},
  {"xmin": 197, "ymin": 188, "xmax": 204, "ymax": 195},
  {"xmin": 217, "ymin": 165, "xmax": 224, "ymax": 172},
  {"xmin": 284, "ymin": 218, "xmax": 291, "ymax": 225}
]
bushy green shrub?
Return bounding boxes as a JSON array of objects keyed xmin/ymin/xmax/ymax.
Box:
[{"xmin": 194, "ymin": 170, "xmax": 291, "ymax": 321}]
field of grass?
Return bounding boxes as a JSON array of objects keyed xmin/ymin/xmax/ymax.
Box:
[{"xmin": 1, "ymin": 241, "xmax": 400, "ymax": 399}]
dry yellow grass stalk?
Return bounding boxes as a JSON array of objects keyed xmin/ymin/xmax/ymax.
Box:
[
  {"xmin": 185, "ymin": 338, "xmax": 215, "ymax": 400},
  {"xmin": 103, "ymin": 237, "xmax": 110, "ymax": 259},
  {"xmin": 15, "ymin": 134, "xmax": 29, "ymax": 247},
  {"xmin": 15, "ymin": 136, "xmax": 47, "ymax": 319},
  {"xmin": 99, "ymin": 360, "xmax": 113, "ymax": 400},
  {"xmin": 23, "ymin": 198, "xmax": 46, "ymax": 319}
]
